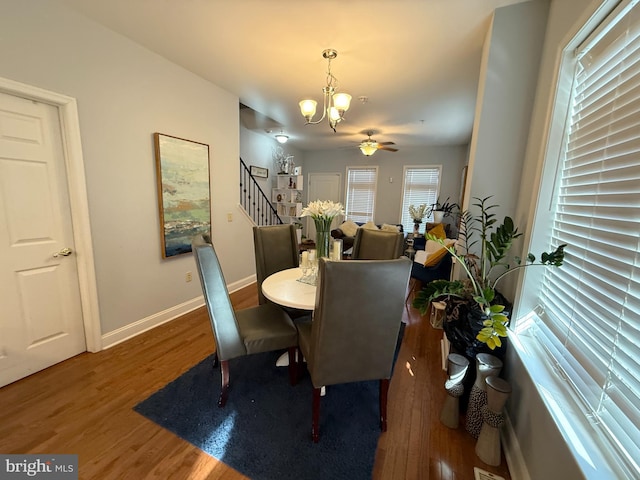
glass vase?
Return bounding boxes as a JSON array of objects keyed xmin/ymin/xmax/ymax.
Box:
[{"xmin": 314, "ymin": 217, "xmax": 332, "ymax": 259}]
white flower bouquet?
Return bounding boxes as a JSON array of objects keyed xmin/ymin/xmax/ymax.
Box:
[{"xmin": 409, "ymin": 204, "xmax": 428, "ymax": 222}]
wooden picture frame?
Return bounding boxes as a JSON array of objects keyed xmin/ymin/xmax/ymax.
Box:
[
  {"xmin": 250, "ymin": 165, "xmax": 269, "ymax": 178},
  {"xmin": 154, "ymin": 133, "xmax": 211, "ymax": 258}
]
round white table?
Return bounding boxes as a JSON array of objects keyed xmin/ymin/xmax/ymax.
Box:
[
  {"xmin": 262, "ymin": 267, "xmax": 317, "ymax": 375},
  {"xmin": 261, "ymin": 267, "xmax": 316, "ymax": 311}
]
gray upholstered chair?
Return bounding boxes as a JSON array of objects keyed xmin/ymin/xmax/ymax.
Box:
[
  {"xmin": 297, "ymin": 256, "xmax": 412, "ymax": 442},
  {"xmin": 253, "ymin": 224, "xmax": 299, "ymax": 305},
  {"xmin": 351, "ymin": 228, "xmax": 404, "ymax": 260},
  {"xmin": 192, "ymin": 235, "xmax": 298, "ymax": 407}
]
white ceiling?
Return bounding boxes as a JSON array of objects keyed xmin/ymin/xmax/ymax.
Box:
[{"xmin": 57, "ymin": 0, "xmax": 531, "ymax": 152}]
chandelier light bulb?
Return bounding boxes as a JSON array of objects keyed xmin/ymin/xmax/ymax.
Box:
[
  {"xmin": 299, "ymin": 100, "xmax": 317, "ymax": 121},
  {"xmin": 333, "ymin": 93, "xmax": 352, "ymax": 112}
]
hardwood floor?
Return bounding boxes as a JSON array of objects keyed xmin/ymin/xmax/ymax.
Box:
[{"xmin": 0, "ymin": 284, "xmax": 511, "ymax": 480}]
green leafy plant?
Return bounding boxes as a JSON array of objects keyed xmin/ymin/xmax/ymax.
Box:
[
  {"xmin": 413, "ymin": 196, "xmax": 566, "ymax": 350},
  {"xmin": 429, "ymin": 196, "xmax": 459, "ymax": 217}
]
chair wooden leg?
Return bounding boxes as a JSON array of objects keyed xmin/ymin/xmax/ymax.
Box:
[
  {"xmin": 380, "ymin": 378, "xmax": 389, "ymax": 432},
  {"xmin": 312, "ymin": 387, "xmax": 321, "ymax": 443},
  {"xmin": 287, "ymin": 347, "xmax": 297, "ymax": 386},
  {"xmin": 218, "ymin": 360, "xmax": 230, "ymax": 408},
  {"xmin": 296, "ymin": 347, "xmax": 305, "ymax": 383}
]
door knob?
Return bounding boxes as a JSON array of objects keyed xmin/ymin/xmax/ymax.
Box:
[{"xmin": 53, "ymin": 247, "xmax": 73, "ymax": 258}]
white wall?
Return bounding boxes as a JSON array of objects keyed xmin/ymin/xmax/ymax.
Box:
[
  {"xmin": 466, "ymin": 0, "xmax": 550, "ymax": 302},
  {"xmin": 0, "ymin": 0, "xmax": 255, "ymax": 340},
  {"xmin": 302, "ymin": 145, "xmax": 468, "ymax": 225}
]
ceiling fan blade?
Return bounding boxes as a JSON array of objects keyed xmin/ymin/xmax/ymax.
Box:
[
  {"xmin": 379, "ymin": 146, "xmax": 398, "ymax": 152},
  {"xmin": 378, "ymin": 141, "xmax": 396, "ymax": 146}
]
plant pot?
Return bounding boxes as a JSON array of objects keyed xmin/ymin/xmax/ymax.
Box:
[
  {"xmin": 433, "ymin": 210, "xmax": 445, "ymax": 223},
  {"xmin": 442, "ymin": 295, "xmax": 510, "ymax": 362}
]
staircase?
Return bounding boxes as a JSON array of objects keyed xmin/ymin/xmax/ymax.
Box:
[{"xmin": 240, "ymin": 158, "xmax": 283, "ymax": 226}]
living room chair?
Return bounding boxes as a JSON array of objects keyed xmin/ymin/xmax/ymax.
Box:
[
  {"xmin": 351, "ymin": 228, "xmax": 404, "ymax": 260},
  {"xmin": 192, "ymin": 235, "xmax": 298, "ymax": 407},
  {"xmin": 297, "ymin": 256, "xmax": 412, "ymax": 442}
]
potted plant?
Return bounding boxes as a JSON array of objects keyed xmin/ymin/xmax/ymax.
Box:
[
  {"xmin": 430, "ymin": 196, "xmax": 459, "ymax": 223},
  {"xmin": 413, "ymin": 196, "xmax": 566, "ymax": 356}
]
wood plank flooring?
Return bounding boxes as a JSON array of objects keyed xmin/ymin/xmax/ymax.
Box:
[{"xmin": 0, "ymin": 284, "xmax": 511, "ymax": 480}]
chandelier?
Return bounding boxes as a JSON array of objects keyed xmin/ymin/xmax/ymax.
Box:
[{"xmin": 299, "ymin": 49, "xmax": 352, "ymax": 132}]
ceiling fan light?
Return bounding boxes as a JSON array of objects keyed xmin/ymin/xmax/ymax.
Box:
[
  {"xmin": 299, "ymin": 99, "xmax": 317, "ymax": 121},
  {"xmin": 333, "ymin": 92, "xmax": 351, "ymax": 112},
  {"xmin": 360, "ymin": 141, "xmax": 378, "ymax": 156},
  {"xmin": 275, "ymin": 134, "xmax": 289, "ymax": 144}
]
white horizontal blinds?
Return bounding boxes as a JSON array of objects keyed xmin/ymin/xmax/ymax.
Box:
[
  {"xmin": 400, "ymin": 166, "xmax": 441, "ymax": 230},
  {"xmin": 345, "ymin": 167, "xmax": 377, "ymax": 223},
  {"xmin": 539, "ymin": 2, "xmax": 640, "ymax": 473}
]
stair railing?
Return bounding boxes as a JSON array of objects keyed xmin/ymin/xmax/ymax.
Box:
[{"xmin": 240, "ymin": 158, "xmax": 283, "ymax": 226}]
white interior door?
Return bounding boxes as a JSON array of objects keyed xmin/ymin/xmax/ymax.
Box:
[
  {"xmin": 0, "ymin": 91, "xmax": 86, "ymax": 387},
  {"xmin": 306, "ymin": 172, "xmax": 342, "ymax": 238}
]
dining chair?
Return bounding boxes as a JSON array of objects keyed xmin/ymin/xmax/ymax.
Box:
[
  {"xmin": 351, "ymin": 228, "xmax": 404, "ymax": 260},
  {"xmin": 192, "ymin": 235, "xmax": 298, "ymax": 407},
  {"xmin": 297, "ymin": 256, "xmax": 412, "ymax": 442},
  {"xmin": 253, "ymin": 224, "xmax": 300, "ymax": 305}
]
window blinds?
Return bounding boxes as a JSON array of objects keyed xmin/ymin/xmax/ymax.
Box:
[
  {"xmin": 400, "ymin": 166, "xmax": 441, "ymax": 230},
  {"xmin": 538, "ymin": 2, "xmax": 640, "ymax": 474},
  {"xmin": 345, "ymin": 167, "xmax": 377, "ymax": 223}
]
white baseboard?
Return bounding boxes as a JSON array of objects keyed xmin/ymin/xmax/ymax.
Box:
[
  {"xmin": 502, "ymin": 413, "xmax": 530, "ymax": 480},
  {"xmin": 101, "ymin": 274, "xmax": 257, "ymax": 350},
  {"xmin": 101, "ymin": 296, "xmax": 205, "ymax": 349}
]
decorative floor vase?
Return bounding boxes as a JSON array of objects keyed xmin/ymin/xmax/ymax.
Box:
[
  {"xmin": 475, "ymin": 376, "xmax": 512, "ymax": 466},
  {"xmin": 413, "ymin": 221, "xmax": 421, "ymax": 235},
  {"xmin": 440, "ymin": 353, "xmax": 470, "ymax": 429},
  {"xmin": 465, "ymin": 353, "xmax": 503, "ymax": 438}
]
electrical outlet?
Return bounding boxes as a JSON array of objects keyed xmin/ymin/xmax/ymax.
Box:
[{"xmin": 185, "ymin": 271, "xmax": 192, "ymax": 282}]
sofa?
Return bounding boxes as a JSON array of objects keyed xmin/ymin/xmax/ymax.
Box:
[{"xmin": 330, "ymin": 221, "xmax": 404, "ymax": 254}]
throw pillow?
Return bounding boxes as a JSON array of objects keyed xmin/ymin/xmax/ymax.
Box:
[
  {"xmin": 427, "ymin": 223, "xmax": 446, "ymax": 240},
  {"xmin": 362, "ymin": 221, "xmax": 379, "ymax": 230},
  {"xmin": 339, "ymin": 220, "xmax": 359, "ymax": 237},
  {"xmin": 423, "ymin": 239, "xmax": 455, "ymax": 267},
  {"xmin": 381, "ymin": 223, "xmax": 400, "ymax": 232}
]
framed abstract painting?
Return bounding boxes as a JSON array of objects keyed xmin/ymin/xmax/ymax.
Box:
[{"xmin": 154, "ymin": 133, "xmax": 211, "ymax": 258}]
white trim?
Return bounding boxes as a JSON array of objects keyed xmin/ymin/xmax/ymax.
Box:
[
  {"xmin": 502, "ymin": 413, "xmax": 531, "ymax": 480},
  {"xmin": 101, "ymin": 297, "xmax": 205, "ymax": 349},
  {"xmin": 0, "ymin": 76, "xmax": 102, "ymax": 352},
  {"xmin": 101, "ymin": 273, "xmax": 256, "ymax": 349}
]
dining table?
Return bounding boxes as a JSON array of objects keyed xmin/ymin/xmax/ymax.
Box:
[
  {"xmin": 261, "ymin": 266, "xmax": 316, "ymax": 311},
  {"xmin": 261, "ymin": 266, "xmax": 317, "ymax": 369}
]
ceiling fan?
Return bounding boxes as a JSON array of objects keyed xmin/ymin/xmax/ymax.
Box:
[{"xmin": 358, "ymin": 132, "xmax": 398, "ymax": 156}]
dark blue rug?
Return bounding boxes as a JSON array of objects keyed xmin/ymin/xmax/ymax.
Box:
[{"xmin": 134, "ymin": 327, "xmax": 404, "ymax": 480}]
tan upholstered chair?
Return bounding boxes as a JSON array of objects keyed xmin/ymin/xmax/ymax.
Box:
[
  {"xmin": 351, "ymin": 228, "xmax": 404, "ymax": 260},
  {"xmin": 192, "ymin": 235, "xmax": 298, "ymax": 407},
  {"xmin": 253, "ymin": 224, "xmax": 299, "ymax": 305},
  {"xmin": 297, "ymin": 257, "xmax": 412, "ymax": 442}
]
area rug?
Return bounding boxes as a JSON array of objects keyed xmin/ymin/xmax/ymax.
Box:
[{"xmin": 134, "ymin": 326, "xmax": 404, "ymax": 480}]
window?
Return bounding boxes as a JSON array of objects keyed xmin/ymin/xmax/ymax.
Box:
[
  {"xmin": 525, "ymin": 2, "xmax": 640, "ymax": 476},
  {"xmin": 344, "ymin": 166, "xmax": 378, "ymax": 223},
  {"xmin": 400, "ymin": 166, "xmax": 441, "ymax": 231}
]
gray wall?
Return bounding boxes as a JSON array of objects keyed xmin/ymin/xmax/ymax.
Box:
[
  {"xmin": 302, "ymin": 145, "xmax": 468, "ymax": 225},
  {"xmin": 0, "ymin": 0, "xmax": 253, "ymax": 339}
]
